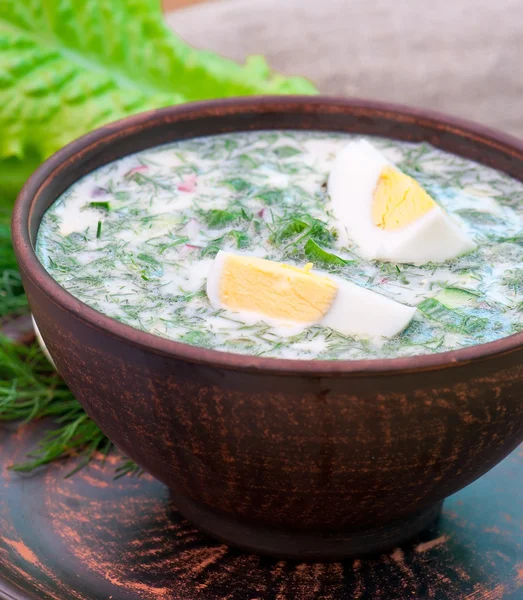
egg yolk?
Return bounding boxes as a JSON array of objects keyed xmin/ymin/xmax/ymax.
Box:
[
  {"xmin": 219, "ymin": 254, "xmax": 338, "ymax": 322},
  {"xmin": 372, "ymin": 166, "xmax": 436, "ymax": 231}
]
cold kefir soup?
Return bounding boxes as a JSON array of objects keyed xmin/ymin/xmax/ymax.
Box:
[{"xmin": 37, "ymin": 132, "xmax": 523, "ymax": 360}]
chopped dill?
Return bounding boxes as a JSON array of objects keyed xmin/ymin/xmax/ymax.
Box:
[{"xmin": 88, "ymin": 201, "xmax": 111, "ymax": 211}]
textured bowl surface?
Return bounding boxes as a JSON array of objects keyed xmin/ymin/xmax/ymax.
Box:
[{"xmin": 12, "ymin": 97, "xmax": 523, "ymax": 558}]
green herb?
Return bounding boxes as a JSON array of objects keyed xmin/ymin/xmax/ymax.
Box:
[
  {"xmin": 114, "ymin": 460, "xmax": 143, "ymax": 480},
  {"xmin": 136, "ymin": 253, "xmax": 161, "ymax": 265},
  {"xmin": 455, "ymin": 209, "xmax": 500, "ymax": 226},
  {"xmin": 271, "ymin": 216, "xmax": 335, "ymax": 248},
  {"xmin": 229, "ymin": 230, "xmax": 250, "ymax": 249},
  {"xmin": 223, "ymin": 178, "xmax": 252, "ymax": 192},
  {"xmin": 417, "ymin": 298, "xmax": 488, "ymax": 334},
  {"xmin": 503, "ymin": 269, "xmax": 523, "ymax": 294},
  {"xmin": 0, "ymin": 223, "xmax": 28, "ymax": 319},
  {"xmin": 201, "ymin": 230, "xmax": 250, "ymax": 257},
  {"xmin": 0, "ymin": 270, "xmax": 26, "ymax": 318},
  {"xmin": 237, "ymin": 154, "xmax": 258, "ymax": 169},
  {"xmin": 136, "ymin": 253, "xmax": 163, "ymax": 278},
  {"xmin": 271, "ymin": 218, "xmax": 309, "ymax": 243},
  {"xmin": 304, "ymin": 239, "xmax": 349, "ymax": 266},
  {"xmin": 89, "ymin": 201, "xmax": 111, "ymax": 211},
  {"xmin": 180, "ymin": 330, "xmax": 213, "ymax": 347},
  {"xmin": 114, "ymin": 191, "xmax": 131, "ymax": 202},
  {"xmin": 378, "ymin": 262, "xmax": 410, "ymax": 285},
  {"xmin": 494, "ymin": 233, "xmax": 523, "ymax": 246},
  {"xmin": 0, "ymin": 336, "xmax": 109, "ymax": 474},
  {"xmin": 129, "ymin": 172, "xmax": 172, "ymax": 192},
  {"xmin": 273, "ymin": 146, "xmax": 302, "ymax": 158},
  {"xmin": 306, "ymin": 220, "xmax": 337, "ymax": 247},
  {"xmin": 202, "ymin": 209, "xmax": 249, "ymax": 229},
  {"xmin": 96, "ymin": 220, "xmax": 102, "ymax": 239},
  {"xmin": 0, "ymin": 333, "xmax": 139, "ymax": 476},
  {"xmin": 256, "ymin": 189, "xmax": 285, "ymax": 205}
]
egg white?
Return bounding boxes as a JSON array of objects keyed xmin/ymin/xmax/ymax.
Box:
[
  {"xmin": 207, "ymin": 251, "xmax": 416, "ymax": 341},
  {"xmin": 322, "ymin": 275, "xmax": 416, "ymax": 339},
  {"xmin": 328, "ymin": 139, "xmax": 476, "ymax": 264}
]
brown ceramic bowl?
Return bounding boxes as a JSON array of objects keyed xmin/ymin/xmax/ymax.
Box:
[{"xmin": 12, "ymin": 97, "xmax": 523, "ymax": 560}]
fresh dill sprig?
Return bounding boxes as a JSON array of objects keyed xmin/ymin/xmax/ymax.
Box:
[
  {"xmin": 0, "ymin": 222, "xmax": 28, "ymax": 319},
  {"xmin": 0, "ymin": 216, "xmax": 134, "ymax": 475},
  {"xmin": 114, "ymin": 459, "xmax": 144, "ymax": 480},
  {"xmin": 0, "ymin": 336, "xmax": 106, "ymax": 471},
  {"xmin": 0, "ymin": 335, "xmax": 140, "ymax": 476}
]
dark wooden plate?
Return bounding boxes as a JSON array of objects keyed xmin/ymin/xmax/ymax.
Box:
[{"xmin": 0, "ymin": 419, "xmax": 521, "ymax": 599}]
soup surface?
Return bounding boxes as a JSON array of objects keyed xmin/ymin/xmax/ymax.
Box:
[{"xmin": 37, "ymin": 131, "xmax": 523, "ymax": 360}]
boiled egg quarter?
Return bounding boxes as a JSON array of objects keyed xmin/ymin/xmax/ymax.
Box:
[
  {"xmin": 328, "ymin": 139, "xmax": 476, "ymax": 265},
  {"xmin": 207, "ymin": 251, "xmax": 416, "ymax": 340}
]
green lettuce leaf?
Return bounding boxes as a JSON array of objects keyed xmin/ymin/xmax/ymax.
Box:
[
  {"xmin": 0, "ymin": 151, "xmax": 42, "ymax": 211},
  {"xmin": 0, "ymin": 0, "xmax": 316, "ymax": 163}
]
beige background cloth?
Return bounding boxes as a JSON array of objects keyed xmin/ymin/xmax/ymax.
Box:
[{"xmin": 167, "ymin": 0, "xmax": 523, "ymax": 138}]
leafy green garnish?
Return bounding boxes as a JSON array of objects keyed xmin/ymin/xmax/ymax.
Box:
[
  {"xmin": 136, "ymin": 253, "xmax": 161, "ymax": 265},
  {"xmin": 503, "ymin": 269, "xmax": 523, "ymax": 294},
  {"xmin": 0, "ymin": 222, "xmax": 27, "ymax": 318},
  {"xmin": 203, "ymin": 208, "xmax": 250, "ymax": 228},
  {"xmin": 201, "ymin": 230, "xmax": 250, "ymax": 257},
  {"xmin": 494, "ymin": 233, "xmax": 523, "ymax": 246},
  {"xmin": 418, "ymin": 298, "xmax": 488, "ymax": 334},
  {"xmin": 179, "ymin": 330, "xmax": 213, "ymax": 347},
  {"xmin": 455, "ymin": 209, "xmax": 500, "ymax": 225},
  {"xmin": 305, "ymin": 219, "xmax": 337, "ymax": 247},
  {"xmin": 136, "ymin": 253, "xmax": 163, "ymax": 278},
  {"xmin": 223, "ymin": 178, "xmax": 252, "ymax": 192},
  {"xmin": 256, "ymin": 189, "xmax": 286, "ymax": 205},
  {"xmin": 271, "ymin": 218, "xmax": 310, "ymax": 243},
  {"xmin": 237, "ymin": 154, "xmax": 259, "ymax": 169},
  {"xmin": 304, "ymin": 239, "xmax": 349, "ymax": 266},
  {"xmin": 0, "ymin": 335, "xmax": 110, "ymax": 474},
  {"xmin": 273, "ymin": 146, "xmax": 301, "ymax": 158},
  {"xmin": 229, "ymin": 230, "xmax": 250, "ymax": 249},
  {"xmin": 89, "ymin": 201, "xmax": 111, "ymax": 211},
  {"xmin": 0, "ymin": 270, "xmax": 26, "ymax": 318},
  {"xmin": 379, "ymin": 263, "xmax": 409, "ymax": 285},
  {"xmin": 0, "ymin": 331, "xmax": 141, "ymax": 477},
  {"xmin": 96, "ymin": 221, "xmax": 102, "ymax": 239},
  {"xmin": 271, "ymin": 216, "xmax": 335, "ymax": 248}
]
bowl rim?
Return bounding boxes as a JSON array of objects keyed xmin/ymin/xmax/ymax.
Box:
[{"xmin": 12, "ymin": 95, "xmax": 523, "ymax": 377}]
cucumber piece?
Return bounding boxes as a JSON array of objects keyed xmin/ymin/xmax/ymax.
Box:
[
  {"xmin": 418, "ymin": 298, "xmax": 488, "ymax": 334},
  {"xmin": 435, "ymin": 286, "xmax": 480, "ymax": 308}
]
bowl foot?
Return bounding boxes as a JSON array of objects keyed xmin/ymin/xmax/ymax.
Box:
[{"xmin": 170, "ymin": 491, "xmax": 444, "ymax": 560}]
